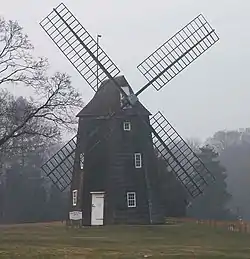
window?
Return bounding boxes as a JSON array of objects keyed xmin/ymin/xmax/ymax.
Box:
[
  {"xmin": 120, "ymin": 86, "xmax": 132, "ymax": 108},
  {"xmin": 72, "ymin": 190, "xmax": 78, "ymax": 206},
  {"xmin": 123, "ymin": 121, "xmax": 131, "ymax": 131},
  {"xmin": 127, "ymin": 192, "xmax": 136, "ymax": 208},
  {"xmin": 80, "ymin": 153, "xmax": 84, "ymax": 169},
  {"xmin": 122, "ymin": 85, "xmax": 130, "ymax": 96},
  {"xmin": 134, "ymin": 153, "xmax": 142, "ymax": 168}
]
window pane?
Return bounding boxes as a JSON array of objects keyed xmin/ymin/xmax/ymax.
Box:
[
  {"xmin": 127, "ymin": 192, "xmax": 136, "ymax": 207},
  {"xmin": 123, "ymin": 121, "xmax": 131, "ymax": 131},
  {"xmin": 134, "ymin": 153, "xmax": 142, "ymax": 168}
]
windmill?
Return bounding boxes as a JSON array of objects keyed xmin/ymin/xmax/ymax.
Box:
[{"xmin": 40, "ymin": 3, "xmax": 219, "ymax": 226}]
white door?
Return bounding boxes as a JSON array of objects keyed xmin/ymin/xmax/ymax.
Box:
[{"xmin": 91, "ymin": 192, "xmax": 104, "ymax": 226}]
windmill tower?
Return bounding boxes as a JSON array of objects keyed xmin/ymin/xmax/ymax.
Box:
[{"xmin": 40, "ymin": 3, "xmax": 219, "ymax": 226}]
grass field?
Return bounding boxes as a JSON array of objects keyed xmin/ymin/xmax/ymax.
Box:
[{"xmin": 0, "ymin": 221, "xmax": 250, "ymax": 258}]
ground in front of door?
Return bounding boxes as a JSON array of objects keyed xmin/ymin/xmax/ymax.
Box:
[{"xmin": 0, "ymin": 221, "xmax": 249, "ymax": 258}]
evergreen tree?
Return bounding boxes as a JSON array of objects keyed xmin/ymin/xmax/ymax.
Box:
[
  {"xmin": 0, "ymin": 180, "xmax": 3, "ymax": 221},
  {"xmin": 156, "ymin": 157, "xmax": 188, "ymax": 217},
  {"xmin": 187, "ymin": 145, "xmax": 234, "ymax": 220},
  {"xmin": 3, "ymin": 159, "xmax": 47, "ymax": 223},
  {"xmin": 46, "ymin": 185, "xmax": 68, "ymax": 222},
  {"xmin": 2, "ymin": 153, "xmax": 69, "ymax": 224}
]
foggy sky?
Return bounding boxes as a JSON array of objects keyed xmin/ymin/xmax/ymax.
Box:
[{"xmin": 1, "ymin": 0, "xmax": 249, "ymax": 141}]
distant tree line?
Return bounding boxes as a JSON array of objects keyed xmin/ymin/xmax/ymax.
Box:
[
  {"xmin": 0, "ymin": 139, "xmax": 235, "ymax": 224},
  {"xmin": 0, "ymin": 152, "xmax": 68, "ymax": 223},
  {"xmin": 206, "ymin": 129, "xmax": 250, "ymax": 220},
  {"xmin": 156, "ymin": 144, "xmax": 235, "ymax": 221},
  {"xmin": 0, "ymin": 16, "xmax": 80, "ymax": 223}
]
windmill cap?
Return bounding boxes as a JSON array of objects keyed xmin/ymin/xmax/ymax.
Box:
[{"xmin": 76, "ymin": 75, "xmax": 151, "ymax": 117}]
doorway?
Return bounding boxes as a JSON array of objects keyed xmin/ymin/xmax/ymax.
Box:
[{"xmin": 90, "ymin": 192, "xmax": 105, "ymax": 226}]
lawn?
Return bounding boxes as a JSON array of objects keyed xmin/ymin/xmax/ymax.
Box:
[{"xmin": 0, "ymin": 221, "xmax": 250, "ymax": 258}]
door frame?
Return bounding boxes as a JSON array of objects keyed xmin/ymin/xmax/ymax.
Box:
[{"xmin": 90, "ymin": 191, "xmax": 105, "ymax": 226}]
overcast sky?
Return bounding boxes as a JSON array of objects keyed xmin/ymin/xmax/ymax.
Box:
[{"xmin": 1, "ymin": 0, "xmax": 249, "ymax": 141}]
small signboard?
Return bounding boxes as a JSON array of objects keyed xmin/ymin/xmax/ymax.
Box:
[{"xmin": 69, "ymin": 211, "xmax": 82, "ymax": 221}]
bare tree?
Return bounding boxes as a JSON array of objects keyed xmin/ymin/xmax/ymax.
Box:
[
  {"xmin": 205, "ymin": 129, "xmax": 250, "ymax": 154},
  {"xmin": 0, "ymin": 17, "xmax": 47, "ymax": 86},
  {"xmin": 0, "ymin": 17, "xmax": 83, "ymax": 150},
  {"xmin": 0, "ymin": 72, "xmax": 82, "ymax": 147}
]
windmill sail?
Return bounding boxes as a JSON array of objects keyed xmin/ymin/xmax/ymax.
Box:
[
  {"xmin": 41, "ymin": 135, "xmax": 77, "ymax": 191},
  {"xmin": 150, "ymin": 111, "xmax": 214, "ymax": 197},
  {"xmin": 40, "ymin": 3, "xmax": 120, "ymax": 92},
  {"xmin": 137, "ymin": 14, "xmax": 219, "ymax": 93},
  {"xmin": 40, "ymin": 4, "xmax": 218, "ymax": 198}
]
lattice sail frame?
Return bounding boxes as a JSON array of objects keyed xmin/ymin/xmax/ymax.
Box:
[
  {"xmin": 150, "ymin": 111, "xmax": 214, "ymax": 197},
  {"xmin": 137, "ymin": 14, "xmax": 219, "ymax": 91},
  {"xmin": 41, "ymin": 136, "xmax": 77, "ymax": 191},
  {"xmin": 40, "ymin": 3, "xmax": 120, "ymax": 92}
]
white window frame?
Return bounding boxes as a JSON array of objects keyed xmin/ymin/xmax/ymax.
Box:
[
  {"xmin": 134, "ymin": 153, "xmax": 142, "ymax": 168},
  {"xmin": 127, "ymin": 192, "xmax": 136, "ymax": 208},
  {"xmin": 72, "ymin": 189, "xmax": 78, "ymax": 206},
  {"xmin": 123, "ymin": 121, "xmax": 131, "ymax": 131}
]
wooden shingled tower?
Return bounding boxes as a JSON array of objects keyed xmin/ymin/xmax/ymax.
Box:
[{"xmin": 40, "ymin": 3, "xmax": 219, "ymax": 226}]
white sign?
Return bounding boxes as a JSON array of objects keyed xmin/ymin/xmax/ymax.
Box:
[{"xmin": 69, "ymin": 211, "xmax": 82, "ymax": 220}]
